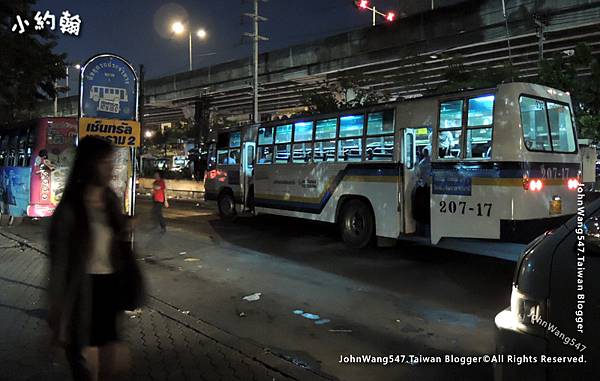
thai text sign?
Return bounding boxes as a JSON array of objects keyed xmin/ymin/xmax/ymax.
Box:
[
  {"xmin": 80, "ymin": 54, "xmax": 137, "ymax": 120},
  {"xmin": 78, "ymin": 118, "xmax": 141, "ymax": 147}
]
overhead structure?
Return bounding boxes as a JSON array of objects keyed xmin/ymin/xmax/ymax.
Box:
[{"xmin": 40, "ymin": 0, "xmax": 600, "ymax": 134}]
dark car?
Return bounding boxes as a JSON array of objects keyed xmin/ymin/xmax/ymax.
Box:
[{"xmin": 494, "ymin": 198, "xmax": 599, "ymax": 380}]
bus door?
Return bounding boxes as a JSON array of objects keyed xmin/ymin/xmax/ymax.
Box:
[
  {"xmin": 240, "ymin": 141, "xmax": 255, "ymax": 210},
  {"xmin": 402, "ymin": 127, "xmax": 432, "ymax": 235},
  {"xmin": 402, "ymin": 129, "xmax": 418, "ymax": 234}
]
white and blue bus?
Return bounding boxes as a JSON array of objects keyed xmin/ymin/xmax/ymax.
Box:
[{"xmin": 204, "ymin": 83, "xmax": 580, "ymax": 260}]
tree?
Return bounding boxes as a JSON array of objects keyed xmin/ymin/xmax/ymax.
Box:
[
  {"xmin": 435, "ymin": 54, "xmax": 517, "ymax": 93},
  {"xmin": 437, "ymin": 43, "xmax": 600, "ymax": 141},
  {"xmin": 537, "ymin": 43, "xmax": 600, "ymax": 141},
  {"xmin": 0, "ymin": 1, "xmax": 67, "ymax": 124},
  {"xmin": 300, "ymin": 73, "xmax": 390, "ymax": 115}
]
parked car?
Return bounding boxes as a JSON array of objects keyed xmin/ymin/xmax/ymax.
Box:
[{"xmin": 494, "ymin": 198, "xmax": 599, "ymax": 380}]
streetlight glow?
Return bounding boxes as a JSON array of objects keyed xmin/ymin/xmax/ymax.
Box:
[
  {"xmin": 74, "ymin": 63, "xmax": 81, "ymax": 70},
  {"xmin": 145, "ymin": 130, "xmax": 154, "ymax": 138},
  {"xmin": 168, "ymin": 20, "xmax": 208, "ymax": 71},
  {"xmin": 171, "ymin": 21, "xmax": 185, "ymax": 34}
]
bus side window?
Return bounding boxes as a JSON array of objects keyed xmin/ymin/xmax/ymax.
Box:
[
  {"xmin": 366, "ymin": 111, "xmax": 395, "ymax": 161},
  {"xmin": 257, "ymin": 145, "xmax": 273, "ymax": 164},
  {"xmin": 228, "ymin": 149, "xmax": 240, "ymax": 164},
  {"xmin": 293, "ymin": 121, "xmax": 314, "ymax": 163},
  {"xmin": 339, "ymin": 114, "xmax": 364, "ymax": 138},
  {"xmin": 257, "ymin": 127, "xmax": 274, "ymax": 164},
  {"xmin": 229, "ymin": 131, "xmax": 241, "ymax": 148},
  {"xmin": 217, "ymin": 149, "xmax": 229, "ymax": 164},
  {"xmin": 438, "ymin": 100, "xmax": 463, "ymax": 159},
  {"xmin": 313, "ymin": 140, "xmax": 335, "ymax": 162},
  {"xmin": 466, "ymin": 95, "xmax": 494, "ymax": 159},
  {"xmin": 338, "ymin": 138, "xmax": 362, "ymax": 162},
  {"xmin": 292, "ymin": 143, "xmax": 313, "ymax": 163}
]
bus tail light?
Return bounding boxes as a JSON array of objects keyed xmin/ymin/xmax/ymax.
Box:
[
  {"xmin": 523, "ymin": 178, "xmax": 544, "ymax": 191},
  {"xmin": 567, "ymin": 178, "xmax": 579, "ymax": 191}
]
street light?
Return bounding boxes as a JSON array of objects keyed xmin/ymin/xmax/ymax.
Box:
[
  {"xmin": 65, "ymin": 63, "xmax": 81, "ymax": 97},
  {"xmin": 355, "ymin": 0, "xmax": 396, "ymax": 26},
  {"xmin": 171, "ymin": 21, "xmax": 208, "ymax": 71},
  {"xmin": 54, "ymin": 62, "xmax": 81, "ymax": 116}
]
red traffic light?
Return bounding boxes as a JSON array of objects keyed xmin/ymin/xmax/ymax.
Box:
[
  {"xmin": 386, "ymin": 11, "xmax": 395, "ymax": 21},
  {"xmin": 358, "ymin": 0, "xmax": 369, "ymax": 9}
]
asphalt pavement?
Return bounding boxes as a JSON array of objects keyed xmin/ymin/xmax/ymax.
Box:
[{"xmin": 1, "ymin": 197, "xmax": 518, "ymax": 380}]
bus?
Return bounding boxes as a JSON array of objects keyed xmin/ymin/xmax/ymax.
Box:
[
  {"xmin": 204, "ymin": 83, "xmax": 580, "ymax": 260},
  {"xmin": 90, "ymin": 85, "xmax": 128, "ymax": 103},
  {"xmin": 0, "ymin": 118, "xmax": 77, "ymax": 224}
]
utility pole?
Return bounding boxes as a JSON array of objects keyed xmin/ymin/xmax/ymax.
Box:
[
  {"xmin": 54, "ymin": 79, "xmax": 58, "ymax": 116},
  {"xmin": 501, "ymin": 0, "xmax": 513, "ymax": 72},
  {"xmin": 535, "ymin": 15, "xmax": 546, "ymax": 63},
  {"xmin": 244, "ymin": 0, "xmax": 268, "ymax": 124},
  {"xmin": 188, "ymin": 32, "xmax": 193, "ymax": 71}
]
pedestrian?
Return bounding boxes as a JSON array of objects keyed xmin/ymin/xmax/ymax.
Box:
[
  {"xmin": 47, "ymin": 136, "xmax": 143, "ymax": 381},
  {"xmin": 35, "ymin": 149, "xmax": 56, "ymax": 174},
  {"xmin": 416, "ymin": 147, "xmax": 431, "ymax": 187},
  {"xmin": 152, "ymin": 170, "xmax": 168, "ymax": 233},
  {"xmin": 413, "ymin": 148, "xmax": 432, "ymax": 229}
]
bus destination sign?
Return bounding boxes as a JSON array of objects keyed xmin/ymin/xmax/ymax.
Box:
[
  {"xmin": 80, "ymin": 54, "xmax": 138, "ymax": 120},
  {"xmin": 78, "ymin": 117, "xmax": 141, "ymax": 147}
]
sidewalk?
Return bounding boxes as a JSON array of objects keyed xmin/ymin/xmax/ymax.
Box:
[{"xmin": 0, "ymin": 233, "xmax": 316, "ymax": 381}]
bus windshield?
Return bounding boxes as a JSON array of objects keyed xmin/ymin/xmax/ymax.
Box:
[{"xmin": 519, "ymin": 96, "xmax": 577, "ymax": 153}]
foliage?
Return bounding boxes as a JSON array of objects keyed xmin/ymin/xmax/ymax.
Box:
[
  {"xmin": 537, "ymin": 43, "xmax": 600, "ymax": 141},
  {"xmin": 0, "ymin": 0, "xmax": 67, "ymax": 124},
  {"xmin": 435, "ymin": 54, "xmax": 518, "ymax": 93},
  {"xmin": 438, "ymin": 43, "xmax": 600, "ymax": 141},
  {"xmin": 300, "ymin": 74, "xmax": 390, "ymax": 115}
]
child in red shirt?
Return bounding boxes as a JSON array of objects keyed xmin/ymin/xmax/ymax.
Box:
[{"xmin": 152, "ymin": 171, "xmax": 169, "ymax": 233}]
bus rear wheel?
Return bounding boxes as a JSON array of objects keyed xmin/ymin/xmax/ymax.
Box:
[
  {"xmin": 218, "ymin": 192, "xmax": 237, "ymax": 220},
  {"xmin": 339, "ymin": 199, "xmax": 374, "ymax": 248}
]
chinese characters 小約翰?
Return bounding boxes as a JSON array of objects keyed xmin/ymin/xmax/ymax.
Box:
[{"xmin": 11, "ymin": 10, "xmax": 81, "ymax": 36}]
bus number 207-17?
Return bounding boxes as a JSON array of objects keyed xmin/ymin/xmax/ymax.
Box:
[{"xmin": 439, "ymin": 201, "xmax": 492, "ymax": 217}]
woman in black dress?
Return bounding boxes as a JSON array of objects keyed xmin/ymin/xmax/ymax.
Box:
[{"xmin": 47, "ymin": 137, "xmax": 135, "ymax": 380}]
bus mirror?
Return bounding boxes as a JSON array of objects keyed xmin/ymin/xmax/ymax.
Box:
[{"xmin": 583, "ymin": 216, "xmax": 600, "ymax": 256}]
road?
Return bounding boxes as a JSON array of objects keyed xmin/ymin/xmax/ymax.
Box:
[{"xmin": 6, "ymin": 197, "xmax": 516, "ymax": 380}]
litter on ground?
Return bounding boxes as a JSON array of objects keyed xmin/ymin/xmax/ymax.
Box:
[{"xmin": 242, "ymin": 292, "xmax": 262, "ymax": 302}]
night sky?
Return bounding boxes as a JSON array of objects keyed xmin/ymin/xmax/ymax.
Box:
[{"xmin": 34, "ymin": 0, "xmax": 401, "ymax": 87}]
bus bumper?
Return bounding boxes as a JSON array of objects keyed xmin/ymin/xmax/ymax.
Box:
[
  {"xmin": 500, "ymin": 215, "xmax": 573, "ymax": 244},
  {"xmin": 27, "ymin": 204, "xmax": 55, "ymax": 217}
]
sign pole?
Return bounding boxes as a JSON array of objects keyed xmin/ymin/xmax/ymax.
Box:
[{"xmin": 79, "ymin": 53, "xmax": 141, "ymax": 221}]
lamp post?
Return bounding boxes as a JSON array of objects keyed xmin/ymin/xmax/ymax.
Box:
[
  {"xmin": 55, "ymin": 63, "xmax": 80, "ymax": 116},
  {"xmin": 172, "ymin": 21, "xmax": 207, "ymax": 71},
  {"xmin": 356, "ymin": 1, "xmax": 395, "ymax": 25},
  {"xmin": 65, "ymin": 63, "xmax": 81, "ymax": 97}
]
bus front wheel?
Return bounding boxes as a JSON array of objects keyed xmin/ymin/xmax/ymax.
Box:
[
  {"xmin": 218, "ymin": 192, "xmax": 237, "ymax": 220},
  {"xmin": 339, "ymin": 199, "xmax": 374, "ymax": 248}
]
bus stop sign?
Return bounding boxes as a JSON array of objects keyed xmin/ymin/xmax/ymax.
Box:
[{"xmin": 80, "ymin": 54, "xmax": 138, "ymax": 121}]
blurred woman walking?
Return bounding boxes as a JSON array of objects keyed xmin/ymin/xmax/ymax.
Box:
[{"xmin": 47, "ymin": 137, "xmax": 143, "ymax": 381}]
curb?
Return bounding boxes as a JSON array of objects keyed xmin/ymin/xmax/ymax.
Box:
[{"xmin": 0, "ymin": 229, "xmax": 334, "ymax": 381}]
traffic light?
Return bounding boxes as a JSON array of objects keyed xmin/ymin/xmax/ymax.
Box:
[
  {"xmin": 357, "ymin": 0, "xmax": 369, "ymax": 9},
  {"xmin": 386, "ymin": 11, "xmax": 395, "ymax": 21}
]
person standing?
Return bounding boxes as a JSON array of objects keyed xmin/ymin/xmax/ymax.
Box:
[
  {"xmin": 416, "ymin": 148, "xmax": 432, "ymax": 187},
  {"xmin": 152, "ymin": 170, "xmax": 168, "ymax": 233},
  {"xmin": 48, "ymin": 137, "xmax": 142, "ymax": 381},
  {"xmin": 413, "ymin": 148, "xmax": 432, "ymax": 229}
]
